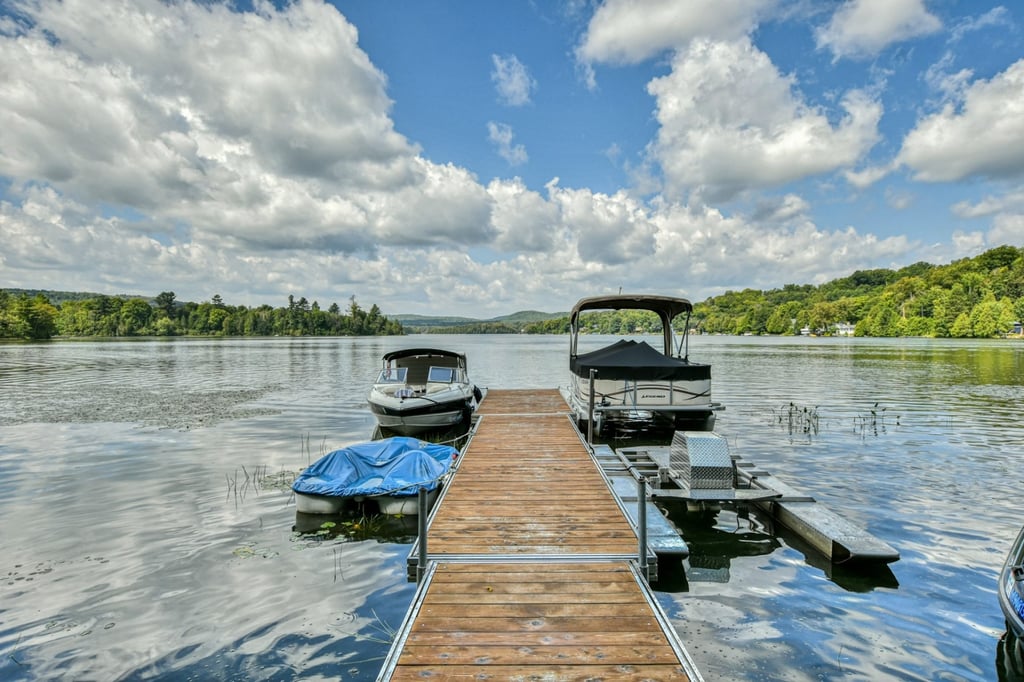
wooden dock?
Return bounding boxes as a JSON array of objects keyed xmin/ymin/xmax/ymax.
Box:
[{"xmin": 377, "ymin": 389, "xmax": 703, "ymax": 681}]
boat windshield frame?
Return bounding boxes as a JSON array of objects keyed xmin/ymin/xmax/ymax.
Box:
[
  {"xmin": 427, "ymin": 366, "xmax": 457, "ymax": 384},
  {"xmin": 568, "ymin": 294, "xmax": 693, "ymax": 360},
  {"xmin": 376, "ymin": 367, "xmax": 408, "ymax": 384}
]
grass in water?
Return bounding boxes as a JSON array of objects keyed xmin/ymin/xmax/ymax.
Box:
[
  {"xmin": 854, "ymin": 402, "xmax": 900, "ymax": 436},
  {"xmin": 771, "ymin": 402, "xmax": 820, "ymax": 435}
]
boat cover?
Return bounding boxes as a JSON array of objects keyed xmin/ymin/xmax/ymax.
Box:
[
  {"xmin": 571, "ymin": 339, "xmax": 711, "ymax": 381},
  {"xmin": 291, "ymin": 437, "xmax": 457, "ymax": 498}
]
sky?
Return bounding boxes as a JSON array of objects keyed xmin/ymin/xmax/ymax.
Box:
[{"xmin": 1, "ymin": 0, "xmax": 1023, "ymax": 318}]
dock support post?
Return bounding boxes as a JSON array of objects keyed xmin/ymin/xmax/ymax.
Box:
[
  {"xmin": 416, "ymin": 487, "xmax": 428, "ymax": 581},
  {"xmin": 637, "ymin": 476, "xmax": 649, "ymax": 579},
  {"xmin": 587, "ymin": 369, "xmax": 597, "ymax": 444}
]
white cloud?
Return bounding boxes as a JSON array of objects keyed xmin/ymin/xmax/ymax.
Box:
[
  {"xmin": 577, "ymin": 0, "xmax": 767, "ymax": 64},
  {"xmin": 487, "ymin": 122, "xmax": 528, "ymax": 166},
  {"xmin": 0, "ymin": 0, "xmax": 453, "ymax": 254},
  {"xmin": 817, "ymin": 0, "xmax": 942, "ymax": 60},
  {"xmin": 949, "ymin": 6, "xmax": 1011, "ymax": 43},
  {"xmin": 988, "ymin": 213, "xmax": 1024, "ymax": 248},
  {"xmin": 953, "ymin": 188, "xmax": 1024, "ymax": 218},
  {"xmin": 491, "ymin": 54, "xmax": 536, "ymax": 106},
  {"xmin": 749, "ymin": 194, "xmax": 811, "ymax": 225},
  {"xmin": 549, "ymin": 183, "xmax": 657, "ymax": 266},
  {"xmin": 899, "ymin": 60, "xmax": 1024, "ymax": 182},
  {"xmin": 650, "ymin": 201, "xmax": 916, "ymax": 292},
  {"xmin": 885, "ymin": 187, "xmax": 915, "ymax": 210},
  {"xmin": 373, "ymin": 159, "xmax": 495, "ymax": 247},
  {"xmin": 646, "ymin": 38, "xmax": 882, "ymax": 202},
  {"xmin": 844, "ymin": 164, "xmax": 894, "ymax": 189},
  {"xmin": 486, "ymin": 178, "xmax": 559, "ymax": 252}
]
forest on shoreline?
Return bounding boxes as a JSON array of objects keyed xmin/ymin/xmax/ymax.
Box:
[
  {"xmin": 428, "ymin": 244, "xmax": 1024, "ymax": 338},
  {"xmin": 3, "ymin": 245, "xmax": 1023, "ymax": 341},
  {"xmin": 0, "ymin": 291, "xmax": 403, "ymax": 340}
]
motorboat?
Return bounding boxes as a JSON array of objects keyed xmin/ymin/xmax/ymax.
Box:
[
  {"xmin": 367, "ymin": 348, "xmax": 482, "ymax": 436},
  {"xmin": 291, "ymin": 437, "xmax": 459, "ymax": 515},
  {"xmin": 1000, "ymin": 525, "xmax": 1024, "ymax": 641},
  {"xmin": 561, "ymin": 294, "xmax": 722, "ymax": 435}
]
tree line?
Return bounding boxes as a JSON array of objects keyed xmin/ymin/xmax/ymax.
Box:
[
  {"xmin": 689, "ymin": 244, "xmax": 1024, "ymax": 337},
  {"xmin": 5, "ymin": 245, "xmax": 1023, "ymax": 340},
  {"xmin": 427, "ymin": 245, "xmax": 1024, "ymax": 339},
  {"xmin": 0, "ymin": 290, "xmax": 404, "ymax": 340}
]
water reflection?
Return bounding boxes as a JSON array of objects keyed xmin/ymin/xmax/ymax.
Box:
[
  {"xmin": 657, "ymin": 507, "xmax": 780, "ymax": 589},
  {"xmin": 292, "ymin": 511, "xmax": 419, "ymax": 545},
  {"xmin": 1, "ymin": 335, "xmax": 1021, "ymax": 681},
  {"xmin": 998, "ymin": 630, "xmax": 1024, "ymax": 682}
]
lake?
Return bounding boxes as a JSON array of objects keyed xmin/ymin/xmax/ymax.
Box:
[{"xmin": 0, "ymin": 334, "xmax": 1022, "ymax": 680}]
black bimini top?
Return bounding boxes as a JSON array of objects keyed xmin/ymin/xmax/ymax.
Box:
[
  {"xmin": 570, "ymin": 339, "xmax": 710, "ymax": 381},
  {"xmin": 569, "ymin": 294, "xmax": 695, "ymax": 358},
  {"xmin": 382, "ymin": 348, "xmax": 466, "ymax": 365},
  {"xmin": 568, "ymin": 295, "xmax": 693, "ymax": 323}
]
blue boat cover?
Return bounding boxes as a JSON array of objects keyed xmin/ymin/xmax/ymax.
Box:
[{"xmin": 291, "ymin": 437, "xmax": 457, "ymax": 498}]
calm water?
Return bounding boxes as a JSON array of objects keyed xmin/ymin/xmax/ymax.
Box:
[{"xmin": 1, "ymin": 334, "xmax": 1022, "ymax": 680}]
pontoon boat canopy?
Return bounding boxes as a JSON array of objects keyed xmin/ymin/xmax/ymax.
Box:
[
  {"xmin": 569, "ymin": 295, "xmax": 694, "ymax": 357},
  {"xmin": 570, "ymin": 339, "xmax": 710, "ymax": 381}
]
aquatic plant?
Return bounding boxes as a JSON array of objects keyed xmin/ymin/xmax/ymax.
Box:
[
  {"xmin": 854, "ymin": 402, "xmax": 900, "ymax": 436},
  {"xmin": 231, "ymin": 542, "xmax": 278, "ymax": 559},
  {"xmin": 300, "ymin": 433, "xmax": 330, "ymax": 466},
  {"xmin": 771, "ymin": 402, "xmax": 820, "ymax": 435},
  {"xmin": 291, "ymin": 514, "xmax": 416, "ymax": 547}
]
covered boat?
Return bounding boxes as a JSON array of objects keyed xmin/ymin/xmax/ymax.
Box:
[
  {"xmin": 367, "ymin": 348, "xmax": 482, "ymax": 436},
  {"xmin": 291, "ymin": 437, "xmax": 458, "ymax": 515},
  {"xmin": 562, "ymin": 294, "xmax": 721, "ymax": 435}
]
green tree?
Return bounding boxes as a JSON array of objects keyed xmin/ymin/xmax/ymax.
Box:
[
  {"xmin": 120, "ymin": 298, "xmax": 153, "ymax": 335},
  {"xmin": 950, "ymin": 312, "xmax": 972, "ymax": 338},
  {"xmin": 155, "ymin": 291, "xmax": 177, "ymax": 319}
]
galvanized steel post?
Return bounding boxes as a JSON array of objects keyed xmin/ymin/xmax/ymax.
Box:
[
  {"xmin": 587, "ymin": 369, "xmax": 597, "ymax": 444},
  {"xmin": 637, "ymin": 476, "xmax": 648, "ymax": 579},
  {"xmin": 417, "ymin": 487, "xmax": 428, "ymax": 581}
]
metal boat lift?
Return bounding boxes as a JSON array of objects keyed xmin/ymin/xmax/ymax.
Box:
[{"xmin": 604, "ymin": 431, "xmax": 900, "ymax": 566}]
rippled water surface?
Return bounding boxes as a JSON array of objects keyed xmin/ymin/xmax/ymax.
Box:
[{"xmin": 1, "ymin": 335, "xmax": 1022, "ymax": 680}]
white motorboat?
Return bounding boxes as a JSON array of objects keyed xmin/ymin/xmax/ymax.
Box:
[
  {"xmin": 367, "ymin": 348, "xmax": 481, "ymax": 436},
  {"xmin": 561, "ymin": 294, "xmax": 722, "ymax": 436}
]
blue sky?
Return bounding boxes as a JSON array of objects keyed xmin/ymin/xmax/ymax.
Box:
[{"xmin": 1, "ymin": 0, "xmax": 1023, "ymax": 317}]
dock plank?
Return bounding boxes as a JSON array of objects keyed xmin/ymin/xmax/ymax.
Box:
[{"xmin": 380, "ymin": 390, "xmax": 701, "ymax": 680}]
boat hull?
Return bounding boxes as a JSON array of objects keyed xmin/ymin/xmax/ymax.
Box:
[
  {"xmin": 1000, "ymin": 525, "xmax": 1024, "ymax": 639},
  {"xmin": 294, "ymin": 489, "xmax": 437, "ymax": 515},
  {"xmin": 563, "ymin": 375, "xmax": 718, "ymax": 434},
  {"xmin": 368, "ymin": 393, "xmax": 472, "ymax": 436}
]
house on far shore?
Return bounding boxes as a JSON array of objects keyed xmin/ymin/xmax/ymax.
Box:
[{"xmin": 800, "ymin": 322, "xmax": 855, "ymax": 336}]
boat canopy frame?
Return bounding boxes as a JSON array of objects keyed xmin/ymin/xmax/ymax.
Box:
[
  {"xmin": 569, "ymin": 295, "xmax": 694, "ymax": 360},
  {"xmin": 381, "ymin": 348, "xmax": 467, "ymax": 369}
]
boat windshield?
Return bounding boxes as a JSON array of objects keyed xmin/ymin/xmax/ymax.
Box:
[
  {"xmin": 427, "ymin": 366, "xmax": 455, "ymax": 383},
  {"xmin": 376, "ymin": 367, "xmax": 408, "ymax": 383}
]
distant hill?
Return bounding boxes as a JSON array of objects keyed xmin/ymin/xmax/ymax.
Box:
[
  {"xmin": 2, "ymin": 288, "xmax": 144, "ymax": 304},
  {"xmin": 393, "ymin": 310, "xmax": 565, "ymax": 329},
  {"xmin": 1, "ymin": 289, "xmax": 564, "ymax": 325}
]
